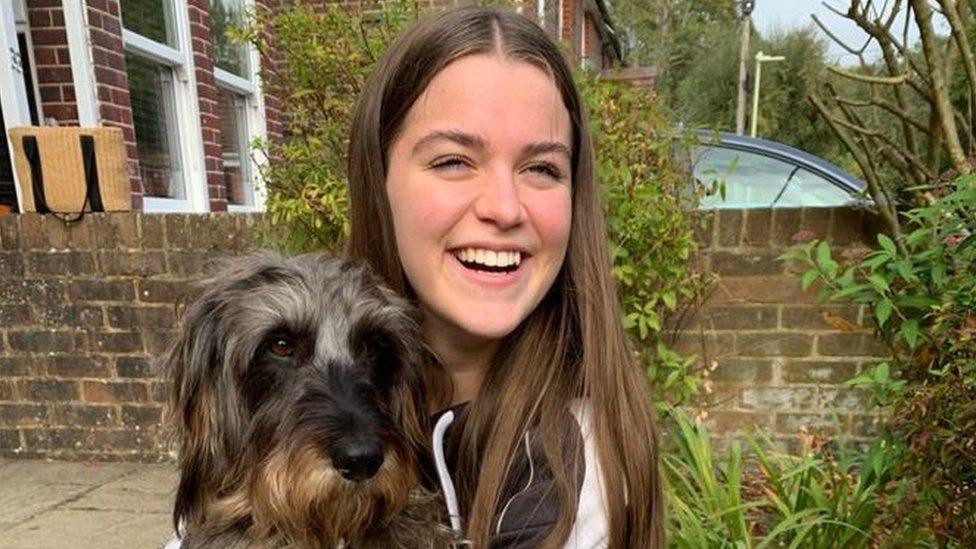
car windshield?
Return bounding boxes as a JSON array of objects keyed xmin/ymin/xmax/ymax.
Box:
[{"xmin": 692, "ymin": 145, "xmax": 856, "ymax": 208}]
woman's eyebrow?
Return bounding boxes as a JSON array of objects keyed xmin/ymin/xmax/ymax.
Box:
[
  {"xmin": 522, "ymin": 141, "xmax": 571, "ymax": 159},
  {"xmin": 411, "ymin": 130, "xmax": 486, "ymax": 156},
  {"xmin": 410, "ymin": 131, "xmax": 571, "ymax": 159}
]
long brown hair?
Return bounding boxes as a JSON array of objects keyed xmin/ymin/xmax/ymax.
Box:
[{"xmin": 346, "ymin": 6, "xmax": 664, "ymax": 548}]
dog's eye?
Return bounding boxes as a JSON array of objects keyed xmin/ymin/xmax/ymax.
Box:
[{"xmin": 269, "ymin": 337, "xmax": 295, "ymax": 357}]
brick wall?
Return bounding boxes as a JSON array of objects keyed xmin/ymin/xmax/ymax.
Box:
[
  {"xmin": 86, "ymin": 0, "xmax": 144, "ymax": 209},
  {"xmin": 684, "ymin": 207, "xmax": 888, "ymax": 450},
  {"xmin": 0, "ymin": 207, "xmax": 888, "ymax": 461},
  {"xmin": 0, "ymin": 213, "xmax": 263, "ymax": 461},
  {"xmin": 188, "ymin": 0, "xmax": 228, "ymax": 212},
  {"xmin": 27, "ymin": 0, "xmax": 79, "ymax": 126}
]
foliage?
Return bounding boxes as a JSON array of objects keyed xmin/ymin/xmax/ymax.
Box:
[
  {"xmin": 240, "ymin": 2, "xmax": 419, "ymax": 253},
  {"xmin": 663, "ymin": 407, "xmax": 912, "ymax": 548},
  {"xmin": 579, "ymin": 73, "xmax": 714, "ymax": 408},
  {"xmin": 609, "ymin": 0, "xmax": 736, "ymax": 97},
  {"xmin": 782, "ymin": 175, "xmax": 976, "ymax": 544}
]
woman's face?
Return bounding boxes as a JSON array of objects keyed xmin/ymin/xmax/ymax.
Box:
[{"xmin": 385, "ymin": 54, "xmax": 573, "ymax": 351}]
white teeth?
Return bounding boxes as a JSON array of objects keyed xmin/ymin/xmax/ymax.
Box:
[{"xmin": 454, "ymin": 247, "xmax": 522, "ymax": 268}]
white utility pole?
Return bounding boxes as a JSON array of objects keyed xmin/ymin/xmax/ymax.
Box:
[
  {"xmin": 735, "ymin": 0, "xmax": 755, "ymax": 135},
  {"xmin": 750, "ymin": 50, "xmax": 786, "ymax": 138}
]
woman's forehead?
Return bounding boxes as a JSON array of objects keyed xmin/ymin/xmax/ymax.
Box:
[{"xmin": 401, "ymin": 54, "xmax": 572, "ymax": 151}]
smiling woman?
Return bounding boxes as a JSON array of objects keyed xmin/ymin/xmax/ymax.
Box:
[{"xmin": 346, "ymin": 6, "xmax": 663, "ymax": 549}]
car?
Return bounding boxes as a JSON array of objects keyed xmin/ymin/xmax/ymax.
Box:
[{"xmin": 688, "ymin": 130, "xmax": 867, "ymax": 209}]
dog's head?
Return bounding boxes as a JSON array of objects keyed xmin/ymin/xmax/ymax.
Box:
[{"xmin": 164, "ymin": 253, "xmax": 437, "ymax": 543}]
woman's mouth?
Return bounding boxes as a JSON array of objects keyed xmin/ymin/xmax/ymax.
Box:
[{"xmin": 451, "ymin": 247, "xmax": 523, "ymax": 274}]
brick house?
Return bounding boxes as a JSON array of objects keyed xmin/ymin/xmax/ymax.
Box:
[{"xmin": 0, "ymin": 0, "xmax": 621, "ymax": 216}]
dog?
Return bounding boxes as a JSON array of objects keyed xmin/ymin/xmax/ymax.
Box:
[{"xmin": 162, "ymin": 253, "xmax": 454, "ymax": 548}]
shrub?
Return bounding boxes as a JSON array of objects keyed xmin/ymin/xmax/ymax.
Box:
[
  {"xmin": 663, "ymin": 407, "xmax": 906, "ymax": 548},
  {"xmin": 783, "ymin": 176, "xmax": 976, "ymax": 544},
  {"xmin": 245, "ymin": 3, "xmax": 712, "ymax": 408}
]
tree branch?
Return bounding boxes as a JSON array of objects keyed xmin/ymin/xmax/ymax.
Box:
[
  {"xmin": 912, "ymin": 0, "xmax": 971, "ymax": 174},
  {"xmin": 809, "ymin": 93, "xmax": 903, "ymax": 239}
]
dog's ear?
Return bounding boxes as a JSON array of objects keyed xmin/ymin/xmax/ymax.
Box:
[{"xmin": 162, "ymin": 260, "xmax": 265, "ymax": 531}]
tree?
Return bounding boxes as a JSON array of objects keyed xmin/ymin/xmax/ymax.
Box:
[
  {"xmin": 809, "ymin": 0, "xmax": 976, "ymax": 241},
  {"xmin": 610, "ymin": 0, "xmax": 737, "ymax": 107}
]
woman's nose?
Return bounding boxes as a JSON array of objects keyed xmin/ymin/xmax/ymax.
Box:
[{"xmin": 472, "ymin": 170, "xmax": 524, "ymax": 229}]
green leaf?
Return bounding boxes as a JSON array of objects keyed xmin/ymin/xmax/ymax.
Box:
[
  {"xmin": 877, "ymin": 233, "xmax": 897, "ymax": 256},
  {"xmin": 901, "ymin": 319, "xmax": 921, "ymax": 349},
  {"xmin": 800, "ymin": 270, "xmax": 819, "ymax": 291},
  {"xmin": 875, "ymin": 299, "xmax": 893, "ymax": 328},
  {"xmin": 815, "ymin": 241, "xmax": 838, "ymax": 277},
  {"xmin": 868, "ymin": 274, "xmax": 889, "ymax": 293}
]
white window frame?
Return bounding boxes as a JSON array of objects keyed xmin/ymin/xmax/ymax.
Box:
[
  {"xmin": 0, "ymin": 0, "xmax": 33, "ymax": 212},
  {"xmin": 211, "ymin": 0, "xmax": 267, "ymax": 213},
  {"xmin": 122, "ymin": 0, "xmax": 209, "ymax": 213},
  {"xmin": 13, "ymin": 0, "xmax": 43, "ymax": 125}
]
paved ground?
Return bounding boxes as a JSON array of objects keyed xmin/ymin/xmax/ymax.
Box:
[{"xmin": 0, "ymin": 458, "xmax": 178, "ymax": 548}]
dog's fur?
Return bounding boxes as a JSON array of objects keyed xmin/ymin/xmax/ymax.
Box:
[{"xmin": 162, "ymin": 253, "xmax": 453, "ymax": 548}]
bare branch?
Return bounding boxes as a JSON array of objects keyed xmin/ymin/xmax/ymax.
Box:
[
  {"xmin": 912, "ymin": 0, "xmax": 971, "ymax": 174},
  {"xmin": 812, "ymin": 14, "xmax": 870, "ymax": 55},
  {"xmin": 828, "ymin": 67, "xmax": 911, "ymax": 84},
  {"xmin": 809, "ymin": 93, "xmax": 902, "ymax": 238}
]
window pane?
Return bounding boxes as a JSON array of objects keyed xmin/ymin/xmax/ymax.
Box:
[
  {"xmin": 218, "ymin": 88, "xmax": 250, "ymax": 205},
  {"xmin": 209, "ymin": 0, "xmax": 251, "ymax": 78},
  {"xmin": 121, "ymin": 0, "xmax": 176, "ymax": 47},
  {"xmin": 693, "ymin": 146, "xmax": 853, "ymax": 208},
  {"xmin": 126, "ymin": 53, "xmax": 184, "ymax": 199}
]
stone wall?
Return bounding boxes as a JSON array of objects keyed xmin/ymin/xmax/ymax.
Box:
[{"xmin": 0, "ymin": 207, "xmax": 887, "ymax": 460}]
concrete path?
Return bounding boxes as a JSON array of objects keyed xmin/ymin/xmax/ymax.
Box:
[{"xmin": 0, "ymin": 458, "xmax": 178, "ymax": 549}]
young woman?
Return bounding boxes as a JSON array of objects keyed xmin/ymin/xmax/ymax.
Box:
[{"xmin": 346, "ymin": 6, "xmax": 663, "ymax": 548}]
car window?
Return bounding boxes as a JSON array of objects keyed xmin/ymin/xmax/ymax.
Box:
[{"xmin": 692, "ymin": 145, "xmax": 855, "ymax": 208}]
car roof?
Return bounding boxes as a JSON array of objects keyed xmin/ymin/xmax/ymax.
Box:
[{"xmin": 690, "ymin": 129, "xmax": 866, "ymax": 194}]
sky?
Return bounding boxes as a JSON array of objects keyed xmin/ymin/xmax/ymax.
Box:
[{"xmin": 750, "ymin": 0, "xmax": 944, "ymax": 66}]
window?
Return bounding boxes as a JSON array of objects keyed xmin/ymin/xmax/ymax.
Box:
[
  {"xmin": 218, "ymin": 88, "xmax": 251, "ymax": 205},
  {"xmin": 126, "ymin": 53, "xmax": 183, "ymax": 199},
  {"xmin": 693, "ymin": 145, "xmax": 856, "ymax": 209},
  {"xmin": 209, "ymin": 0, "xmax": 266, "ymax": 211},
  {"xmin": 122, "ymin": 0, "xmax": 204, "ymax": 212}
]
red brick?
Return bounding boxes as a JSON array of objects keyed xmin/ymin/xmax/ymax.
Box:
[
  {"xmin": 85, "ymin": 331, "xmax": 143, "ymax": 353},
  {"xmin": 709, "ymin": 251, "xmax": 784, "ymax": 276},
  {"xmin": 710, "ymin": 358, "xmax": 773, "ymax": 383},
  {"xmin": 736, "ymin": 333, "xmax": 813, "ymax": 357},
  {"xmin": 30, "ymin": 28, "xmax": 68, "ymax": 47},
  {"xmin": 50, "ymin": 404, "xmax": 119, "ymax": 427},
  {"xmin": 743, "ymin": 209, "xmax": 772, "ymax": 247},
  {"xmin": 0, "ymin": 403, "xmax": 46, "ymax": 427},
  {"xmin": 702, "ymin": 305, "xmax": 778, "ymax": 330},
  {"xmin": 742, "ymin": 387, "xmax": 816, "ymax": 410},
  {"xmin": 8, "ymin": 330, "xmax": 75, "ymax": 352},
  {"xmin": 23, "ymin": 379, "xmax": 80, "ymax": 401},
  {"xmin": 47, "ymin": 355, "xmax": 112, "ymax": 378},
  {"xmin": 708, "ymin": 275, "xmax": 814, "ymax": 305},
  {"xmin": 82, "ymin": 380, "xmax": 149, "ymax": 404},
  {"xmin": 781, "ymin": 360, "xmax": 858, "ymax": 384},
  {"xmin": 816, "ymin": 333, "xmax": 889, "ymax": 357}
]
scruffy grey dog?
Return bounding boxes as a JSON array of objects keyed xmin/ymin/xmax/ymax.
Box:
[{"xmin": 162, "ymin": 253, "xmax": 453, "ymax": 548}]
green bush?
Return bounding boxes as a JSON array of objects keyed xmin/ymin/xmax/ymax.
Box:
[
  {"xmin": 663, "ymin": 407, "xmax": 905, "ymax": 548},
  {"xmin": 246, "ymin": 3, "xmax": 711, "ymax": 408},
  {"xmin": 783, "ymin": 176, "xmax": 976, "ymax": 544}
]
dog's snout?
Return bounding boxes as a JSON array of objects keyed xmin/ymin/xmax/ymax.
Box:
[{"xmin": 333, "ymin": 441, "xmax": 384, "ymax": 482}]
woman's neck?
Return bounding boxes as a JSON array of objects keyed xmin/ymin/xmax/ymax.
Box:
[{"xmin": 422, "ymin": 317, "xmax": 498, "ymax": 406}]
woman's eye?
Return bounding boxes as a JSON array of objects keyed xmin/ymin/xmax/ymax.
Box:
[
  {"xmin": 269, "ymin": 337, "xmax": 295, "ymax": 357},
  {"xmin": 526, "ymin": 162, "xmax": 563, "ymax": 180},
  {"xmin": 430, "ymin": 156, "xmax": 470, "ymax": 172}
]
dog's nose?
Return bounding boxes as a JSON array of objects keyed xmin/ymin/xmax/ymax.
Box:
[{"xmin": 333, "ymin": 441, "xmax": 384, "ymax": 482}]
